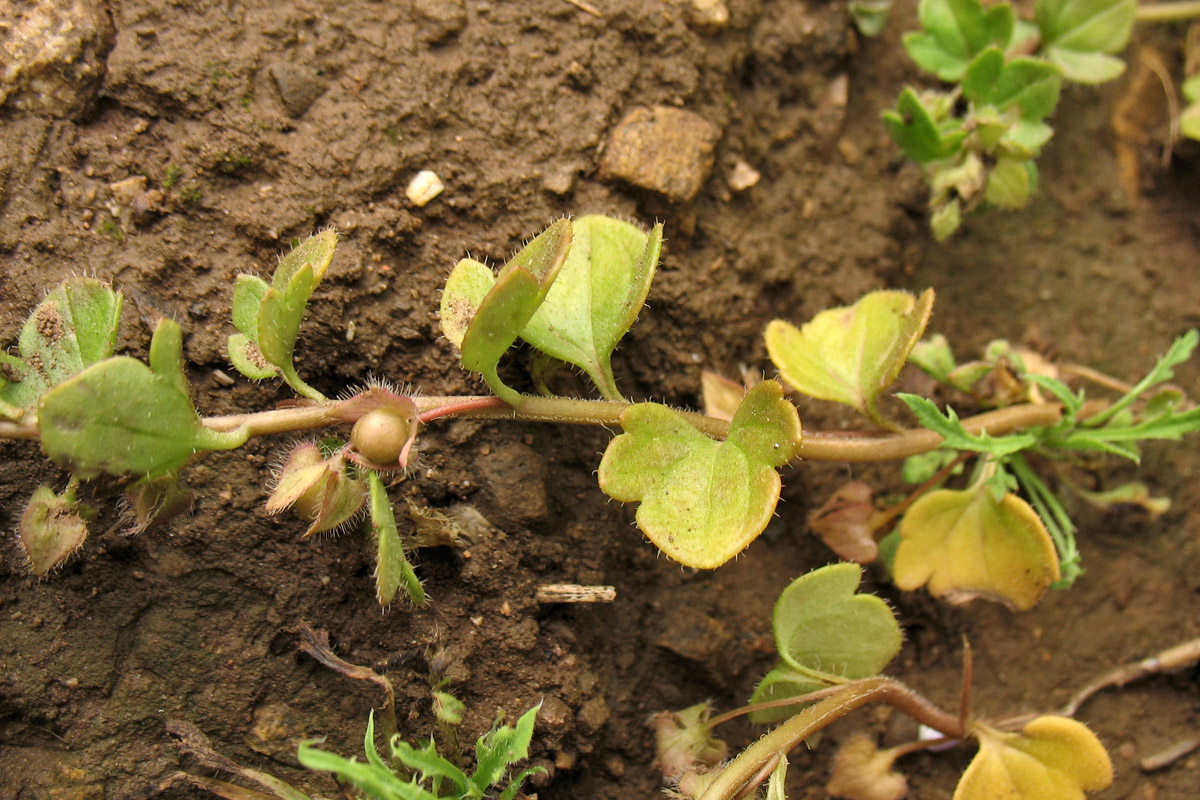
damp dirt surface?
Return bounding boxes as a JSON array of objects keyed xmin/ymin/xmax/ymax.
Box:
[{"xmin": 1, "ymin": 1, "xmax": 1199, "ymax": 799}]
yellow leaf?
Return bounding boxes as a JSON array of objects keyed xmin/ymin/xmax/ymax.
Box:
[
  {"xmin": 956, "ymin": 717, "xmax": 1113, "ymax": 800},
  {"xmin": 765, "ymin": 289, "xmax": 934, "ymax": 429},
  {"xmin": 893, "ymin": 487, "xmax": 1059, "ymax": 610}
]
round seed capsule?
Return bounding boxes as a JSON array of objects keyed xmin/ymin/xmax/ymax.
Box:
[{"xmin": 351, "ymin": 406, "xmax": 416, "ymax": 466}]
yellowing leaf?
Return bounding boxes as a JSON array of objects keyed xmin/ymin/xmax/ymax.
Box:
[
  {"xmin": 597, "ymin": 380, "xmax": 802, "ymax": 568},
  {"xmin": 956, "ymin": 717, "xmax": 1113, "ymax": 800},
  {"xmin": 766, "ymin": 289, "xmax": 934, "ymax": 429},
  {"xmin": 894, "ymin": 487, "xmax": 1059, "ymax": 610}
]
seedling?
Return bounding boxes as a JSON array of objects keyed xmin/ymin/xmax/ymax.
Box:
[
  {"xmin": 657, "ymin": 563, "xmax": 1115, "ymax": 800},
  {"xmin": 885, "ymin": 0, "xmax": 1137, "ymax": 239},
  {"xmin": 297, "ymin": 704, "xmax": 543, "ymax": 800},
  {"xmin": 2, "ymin": 217, "xmax": 1196, "ymax": 614}
]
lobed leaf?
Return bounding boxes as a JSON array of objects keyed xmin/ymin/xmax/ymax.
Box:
[
  {"xmin": 39, "ymin": 319, "xmax": 248, "ymax": 479},
  {"xmin": 1036, "ymin": 0, "xmax": 1134, "ymax": 84},
  {"xmin": 772, "ymin": 563, "xmax": 902, "ymax": 679},
  {"xmin": 963, "ymin": 49, "xmax": 1063, "ymax": 122},
  {"xmin": 957, "ymin": 717, "xmax": 1113, "ymax": 800},
  {"xmin": 893, "ymin": 486, "xmax": 1060, "ymax": 610},
  {"xmin": 882, "ymin": 89, "xmax": 967, "ymax": 163},
  {"xmin": 597, "ymin": 381, "xmax": 802, "ymax": 569},
  {"xmin": 903, "ymin": 0, "xmax": 1015, "ymax": 81},
  {"xmin": 519, "ymin": 215, "xmax": 662, "ymax": 400},
  {"xmin": 766, "ymin": 289, "xmax": 934, "ymax": 429},
  {"xmin": 0, "ymin": 278, "xmax": 122, "ymax": 414}
]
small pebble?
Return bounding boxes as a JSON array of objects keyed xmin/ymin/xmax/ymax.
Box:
[{"xmin": 406, "ymin": 170, "xmax": 445, "ymax": 207}]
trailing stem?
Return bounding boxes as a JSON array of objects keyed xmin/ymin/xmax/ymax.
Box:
[{"xmin": 697, "ymin": 677, "xmax": 963, "ymax": 800}]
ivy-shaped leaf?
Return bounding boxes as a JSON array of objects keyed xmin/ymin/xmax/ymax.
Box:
[
  {"xmin": 38, "ymin": 319, "xmax": 249, "ymax": 480},
  {"xmin": 598, "ymin": 380, "xmax": 802, "ymax": 569},
  {"xmin": 750, "ymin": 563, "xmax": 901, "ymax": 722},
  {"xmin": 519, "ymin": 215, "xmax": 662, "ymax": 401},
  {"xmin": 893, "ymin": 486, "xmax": 1060, "ymax": 610},
  {"xmin": 367, "ymin": 470, "xmax": 425, "ymax": 608},
  {"xmin": 1035, "ymin": 0, "xmax": 1134, "ymax": 84},
  {"xmin": 773, "ymin": 563, "xmax": 902, "ymax": 679},
  {"xmin": 902, "ymin": 0, "xmax": 1015, "ymax": 81},
  {"xmin": 441, "ymin": 219, "xmax": 573, "ymax": 407},
  {"xmin": 227, "ymin": 230, "xmax": 338, "ymax": 399},
  {"xmin": 0, "ymin": 278, "xmax": 122, "ymax": 417},
  {"xmin": 957, "ymin": 717, "xmax": 1113, "ymax": 800},
  {"xmin": 766, "ymin": 289, "xmax": 935, "ymax": 430},
  {"xmin": 882, "ymin": 89, "xmax": 968, "ymax": 163}
]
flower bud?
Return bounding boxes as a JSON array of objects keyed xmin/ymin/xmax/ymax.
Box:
[
  {"xmin": 268, "ymin": 443, "xmax": 366, "ymax": 536},
  {"xmin": 20, "ymin": 485, "xmax": 90, "ymax": 575}
]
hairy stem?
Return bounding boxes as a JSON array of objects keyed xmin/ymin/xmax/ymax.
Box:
[
  {"xmin": 797, "ymin": 403, "xmax": 1062, "ymax": 461},
  {"xmin": 8, "ymin": 395, "xmax": 1064, "ymax": 464},
  {"xmin": 697, "ymin": 677, "xmax": 963, "ymax": 800}
]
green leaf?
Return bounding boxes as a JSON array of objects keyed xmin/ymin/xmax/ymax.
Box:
[
  {"xmin": 1044, "ymin": 48, "xmax": 1126, "ymax": 84},
  {"xmin": 882, "ymin": 89, "xmax": 967, "ymax": 163},
  {"xmin": 19, "ymin": 484, "xmax": 90, "ymax": 576},
  {"xmin": 957, "ymin": 717, "xmax": 1112, "ymax": 800},
  {"xmin": 750, "ymin": 563, "xmax": 902, "ymax": 723},
  {"xmin": 272, "ymin": 228, "xmax": 338, "ymax": 291},
  {"xmin": 930, "ymin": 196, "xmax": 964, "ymax": 241},
  {"xmin": 1035, "ymin": 0, "xmax": 1134, "ymax": 55},
  {"xmin": 902, "ymin": 0, "xmax": 1015, "ymax": 81},
  {"xmin": 454, "ymin": 219, "xmax": 573, "ymax": 406},
  {"xmin": 1036, "ymin": 0, "xmax": 1134, "ymax": 84},
  {"xmin": 850, "ymin": 0, "xmax": 893, "ymax": 37},
  {"xmin": 1183, "ymin": 76, "xmax": 1200, "ymax": 141},
  {"xmin": 898, "ymin": 394, "xmax": 1040, "ymax": 457},
  {"xmin": 985, "ymin": 157, "xmax": 1034, "ymax": 209},
  {"xmin": 368, "ymin": 471, "xmax": 425, "ymax": 608},
  {"xmin": 893, "ymin": 486, "xmax": 1061, "ymax": 610},
  {"xmin": 766, "ymin": 289, "xmax": 935, "ymax": 429},
  {"xmin": 241, "ymin": 230, "xmax": 338, "ymax": 400},
  {"xmin": 748, "ymin": 665, "xmax": 829, "ymax": 723},
  {"xmin": 1083, "ymin": 329, "xmax": 1198, "ymax": 428},
  {"xmin": 391, "ymin": 738, "xmax": 469, "ymax": 795},
  {"xmin": 0, "ymin": 278, "xmax": 122, "ymax": 414},
  {"xmin": 772, "ymin": 563, "xmax": 903, "ymax": 679},
  {"xmin": 39, "ymin": 319, "xmax": 248, "ymax": 479},
  {"xmin": 597, "ymin": 381, "xmax": 802, "ymax": 569},
  {"xmin": 298, "ymin": 738, "xmax": 431, "ymax": 800},
  {"xmin": 472, "ymin": 704, "xmax": 542, "ymax": 794},
  {"xmin": 909, "ymin": 333, "xmax": 958, "ymax": 382},
  {"xmin": 231, "ymin": 274, "xmax": 269, "ymax": 338},
  {"xmin": 963, "ymin": 50, "xmax": 1063, "ymax": 122},
  {"xmin": 1003, "ymin": 120, "xmax": 1055, "ymax": 156},
  {"xmin": 519, "ymin": 216, "xmax": 662, "ymax": 401},
  {"xmin": 258, "ymin": 264, "xmax": 323, "ymax": 400}
]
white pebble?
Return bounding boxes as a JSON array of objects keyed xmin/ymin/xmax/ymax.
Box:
[{"xmin": 406, "ymin": 170, "xmax": 445, "ymax": 207}]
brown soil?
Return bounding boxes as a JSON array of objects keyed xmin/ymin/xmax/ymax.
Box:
[{"xmin": 1, "ymin": 2, "xmax": 1198, "ymax": 799}]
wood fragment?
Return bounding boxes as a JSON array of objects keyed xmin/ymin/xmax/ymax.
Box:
[
  {"xmin": 536, "ymin": 583, "xmax": 616, "ymax": 603},
  {"xmin": 562, "ymin": 0, "xmax": 603, "ymax": 17}
]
